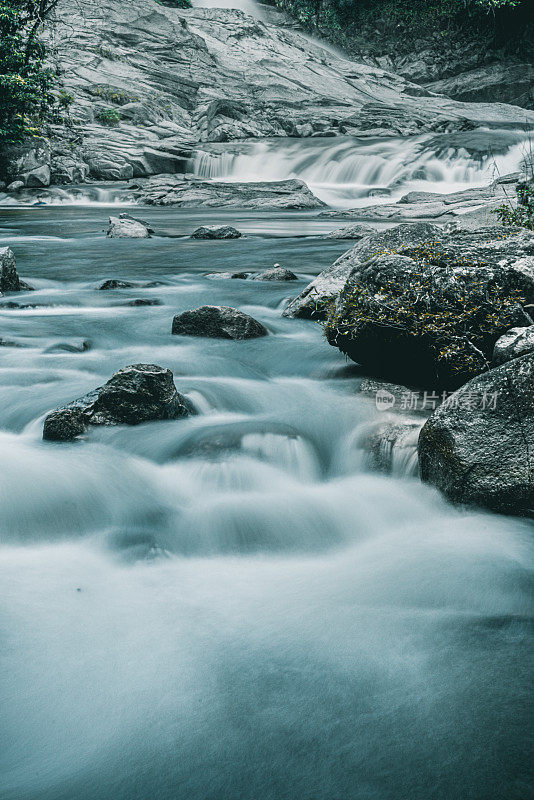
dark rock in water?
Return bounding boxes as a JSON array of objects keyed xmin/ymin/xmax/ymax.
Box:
[
  {"xmin": 99, "ymin": 279, "xmax": 137, "ymax": 290},
  {"xmin": 251, "ymin": 267, "xmax": 298, "ymax": 281},
  {"xmin": 324, "ymin": 227, "xmax": 534, "ymax": 389},
  {"xmin": 43, "ymin": 363, "xmax": 193, "ymax": 442},
  {"xmin": 172, "ymin": 305, "xmax": 268, "ymax": 339},
  {"xmin": 122, "ymin": 298, "xmax": 162, "ymax": 307},
  {"xmin": 284, "ymin": 222, "xmax": 441, "ymax": 319},
  {"xmin": 0, "ymin": 247, "xmax": 34, "ymax": 292},
  {"xmin": 45, "ymin": 340, "xmax": 91, "ymax": 354},
  {"xmin": 419, "ymin": 353, "xmax": 534, "ymax": 515},
  {"xmin": 493, "ymin": 326, "xmax": 534, "ymax": 366},
  {"xmin": 191, "ymin": 225, "xmax": 242, "ymax": 240},
  {"xmin": 204, "ymin": 271, "xmax": 252, "ymax": 281}
]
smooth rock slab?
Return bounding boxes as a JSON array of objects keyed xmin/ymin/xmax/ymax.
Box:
[
  {"xmin": 43, "ymin": 363, "xmax": 192, "ymax": 441},
  {"xmin": 191, "ymin": 225, "xmax": 242, "ymax": 240},
  {"xmin": 172, "ymin": 305, "xmax": 268, "ymax": 339},
  {"xmin": 107, "ymin": 216, "xmax": 151, "ymax": 238},
  {"xmin": 325, "ymin": 223, "xmax": 375, "ymax": 240},
  {"xmin": 493, "ymin": 326, "xmax": 534, "ymax": 366},
  {"xmin": 0, "ymin": 247, "xmax": 34, "ymax": 292},
  {"xmin": 418, "ymin": 353, "xmax": 534, "ymax": 515}
]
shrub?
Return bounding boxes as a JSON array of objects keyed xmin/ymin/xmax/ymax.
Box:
[{"xmin": 95, "ymin": 107, "xmax": 121, "ymax": 127}]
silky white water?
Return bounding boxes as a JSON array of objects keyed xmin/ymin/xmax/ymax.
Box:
[
  {"xmin": 0, "ymin": 207, "xmax": 532, "ymax": 800},
  {"xmin": 193, "ymin": 132, "xmax": 529, "ymax": 208}
]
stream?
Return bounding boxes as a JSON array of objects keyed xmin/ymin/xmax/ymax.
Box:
[{"xmin": 0, "ymin": 205, "xmax": 532, "ymax": 800}]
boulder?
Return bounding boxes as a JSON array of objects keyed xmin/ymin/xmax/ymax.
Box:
[
  {"xmin": 122, "ymin": 298, "xmax": 162, "ymax": 306},
  {"xmin": 171, "ymin": 305, "xmax": 268, "ymax": 339},
  {"xmin": 107, "ymin": 216, "xmax": 151, "ymax": 238},
  {"xmin": 205, "ymin": 271, "xmax": 251, "ymax": 280},
  {"xmin": 493, "ymin": 326, "xmax": 534, "ymax": 366},
  {"xmin": 191, "ymin": 225, "xmax": 242, "ymax": 239},
  {"xmin": 99, "ymin": 279, "xmax": 137, "ymax": 290},
  {"xmin": 283, "ymin": 222, "xmax": 441, "ymax": 319},
  {"xmin": 119, "ymin": 213, "xmax": 155, "ymax": 234},
  {"xmin": 0, "ymin": 247, "xmax": 34, "ymax": 292},
  {"xmin": 325, "ymin": 223, "xmax": 375, "ymax": 240},
  {"xmin": 251, "ymin": 267, "xmax": 297, "ymax": 281},
  {"xmin": 6, "ymin": 181, "xmax": 24, "ymax": 193},
  {"xmin": 418, "ymin": 353, "xmax": 534, "ymax": 515},
  {"xmin": 43, "ymin": 363, "xmax": 192, "ymax": 442},
  {"xmin": 325, "ymin": 228, "xmax": 534, "ymax": 389}
]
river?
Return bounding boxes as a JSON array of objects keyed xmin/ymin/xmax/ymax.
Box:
[{"xmin": 0, "ymin": 203, "xmax": 532, "ymax": 800}]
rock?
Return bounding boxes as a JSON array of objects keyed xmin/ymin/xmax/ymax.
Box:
[
  {"xmin": 44, "ymin": 340, "xmax": 91, "ymax": 354},
  {"xmin": 107, "ymin": 216, "xmax": 151, "ymax": 238},
  {"xmin": 0, "ymin": 139, "xmax": 51, "ymax": 187},
  {"xmin": 325, "ymin": 227, "xmax": 534, "ymax": 389},
  {"xmin": 493, "ymin": 326, "xmax": 534, "ymax": 366},
  {"xmin": 122, "ymin": 298, "xmax": 162, "ymax": 306},
  {"xmin": 191, "ymin": 225, "xmax": 242, "ymax": 239},
  {"xmin": 0, "ymin": 248, "xmax": 34, "ymax": 292},
  {"xmin": 205, "ymin": 271, "xmax": 251, "ymax": 280},
  {"xmin": 426, "ymin": 63, "xmax": 534, "ymax": 108},
  {"xmin": 119, "ymin": 213, "xmax": 155, "ymax": 234},
  {"xmin": 325, "ymin": 223, "xmax": 375, "ymax": 240},
  {"xmin": 251, "ymin": 267, "xmax": 297, "ymax": 281},
  {"xmin": 6, "ymin": 181, "xmax": 24, "ymax": 193},
  {"xmin": 171, "ymin": 305, "xmax": 268, "ymax": 339},
  {"xmin": 43, "ymin": 363, "xmax": 192, "ymax": 441},
  {"xmin": 418, "ymin": 353, "xmax": 534, "ymax": 515},
  {"xmin": 130, "ymin": 176, "xmax": 325, "ymax": 210},
  {"xmin": 283, "ymin": 222, "xmax": 440, "ymax": 319},
  {"xmin": 99, "ymin": 279, "xmax": 137, "ymax": 290}
]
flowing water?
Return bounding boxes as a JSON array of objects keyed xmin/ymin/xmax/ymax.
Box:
[
  {"xmin": 0, "ymin": 205, "xmax": 532, "ymax": 800},
  {"xmin": 192, "ymin": 131, "xmax": 530, "ymax": 208}
]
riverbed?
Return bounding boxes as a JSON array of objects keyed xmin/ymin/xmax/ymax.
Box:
[{"xmin": 0, "ymin": 206, "xmax": 532, "ymax": 800}]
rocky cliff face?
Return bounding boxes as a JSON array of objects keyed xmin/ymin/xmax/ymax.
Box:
[{"xmin": 6, "ymin": 0, "xmax": 533, "ymax": 189}]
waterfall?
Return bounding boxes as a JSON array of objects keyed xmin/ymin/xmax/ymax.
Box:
[{"xmin": 192, "ymin": 132, "xmax": 528, "ymax": 208}]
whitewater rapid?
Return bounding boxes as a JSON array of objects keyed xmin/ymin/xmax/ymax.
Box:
[{"xmin": 0, "ymin": 206, "xmax": 532, "ymax": 800}]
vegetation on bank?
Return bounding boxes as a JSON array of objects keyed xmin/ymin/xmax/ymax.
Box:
[
  {"xmin": 0, "ymin": 0, "xmax": 60, "ymax": 145},
  {"xmin": 264, "ymin": 0, "xmax": 531, "ymax": 58}
]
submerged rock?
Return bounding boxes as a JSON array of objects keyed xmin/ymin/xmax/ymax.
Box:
[
  {"xmin": 325, "ymin": 227, "xmax": 534, "ymax": 389},
  {"xmin": 171, "ymin": 305, "xmax": 268, "ymax": 339},
  {"xmin": 107, "ymin": 216, "xmax": 151, "ymax": 238},
  {"xmin": 122, "ymin": 298, "xmax": 162, "ymax": 306},
  {"xmin": 418, "ymin": 352, "xmax": 534, "ymax": 515},
  {"xmin": 492, "ymin": 326, "xmax": 534, "ymax": 366},
  {"xmin": 191, "ymin": 225, "xmax": 242, "ymax": 240},
  {"xmin": 43, "ymin": 363, "xmax": 192, "ymax": 441},
  {"xmin": 0, "ymin": 247, "xmax": 34, "ymax": 292},
  {"xmin": 284, "ymin": 222, "xmax": 440, "ymax": 319}
]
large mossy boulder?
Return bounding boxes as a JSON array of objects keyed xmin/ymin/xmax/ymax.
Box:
[
  {"xmin": 324, "ymin": 227, "xmax": 534, "ymax": 390},
  {"xmin": 43, "ymin": 364, "xmax": 192, "ymax": 441},
  {"xmin": 172, "ymin": 305, "xmax": 268, "ymax": 339},
  {"xmin": 283, "ymin": 222, "xmax": 441, "ymax": 319},
  {"xmin": 418, "ymin": 353, "xmax": 534, "ymax": 515}
]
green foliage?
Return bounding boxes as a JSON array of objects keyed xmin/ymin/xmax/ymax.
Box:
[
  {"xmin": 495, "ymin": 180, "xmax": 534, "ymax": 230},
  {"xmin": 0, "ymin": 0, "xmax": 58, "ymax": 145},
  {"xmin": 95, "ymin": 107, "xmax": 121, "ymax": 127},
  {"xmin": 89, "ymin": 85, "xmax": 139, "ymax": 105},
  {"xmin": 266, "ymin": 0, "xmax": 525, "ymax": 52}
]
